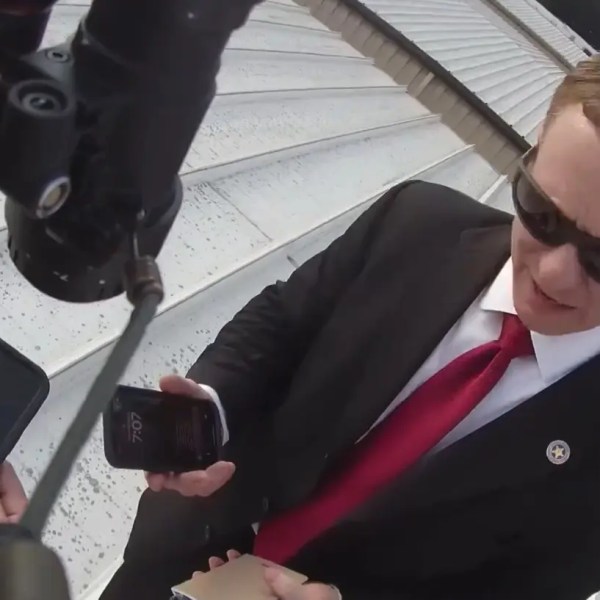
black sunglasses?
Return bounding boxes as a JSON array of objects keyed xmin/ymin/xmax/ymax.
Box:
[{"xmin": 512, "ymin": 146, "xmax": 600, "ymax": 282}]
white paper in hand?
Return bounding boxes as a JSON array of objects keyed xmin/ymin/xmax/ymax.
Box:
[{"xmin": 171, "ymin": 553, "xmax": 308, "ymax": 600}]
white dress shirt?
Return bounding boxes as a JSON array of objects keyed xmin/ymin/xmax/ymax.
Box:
[
  {"xmin": 369, "ymin": 258, "xmax": 600, "ymax": 451},
  {"xmin": 205, "ymin": 258, "xmax": 600, "ymax": 450}
]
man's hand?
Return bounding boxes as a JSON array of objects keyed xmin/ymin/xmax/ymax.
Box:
[
  {"xmin": 199, "ymin": 551, "xmax": 340, "ymax": 599},
  {"xmin": 207, "ymin": 548, "xmax": 241, "ymax": 570},
  {"xmin": 265, "ymin": 568, "xmax": 341, "ymax": 600},
  {"xmin": 0, "ymin": 462, "xmax": 27, "ymax": 523},
  {"xmin": 145, "ymin": 375, "xmax": 235, "ymax": 497}
]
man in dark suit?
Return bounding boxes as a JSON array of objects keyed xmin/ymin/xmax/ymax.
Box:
[{"xmin": 101, "ymin": 56, "xmax": 600, "ymax": 600}]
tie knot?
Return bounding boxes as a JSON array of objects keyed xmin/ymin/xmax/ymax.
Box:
[{"xmin": 499, "ymin": 313, "xmax": 534, "ymax": 359}]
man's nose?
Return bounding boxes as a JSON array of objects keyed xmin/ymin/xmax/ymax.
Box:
[{"xmin": 536, "ymin": 243, "xmax": 585, "ymax": 292}]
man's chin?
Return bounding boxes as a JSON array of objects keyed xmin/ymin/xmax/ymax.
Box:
[{"xmin": 516, "ymin": 303, "xmax": 584, "ymax": 336}]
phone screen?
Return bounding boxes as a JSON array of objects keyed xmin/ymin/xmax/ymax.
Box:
[
  {"xmin": 0, "ymin": 339, "xmax": 50, "ymax": 463},
  {"xmin": 103, "ymin": 385, "xmax": 222, "ymax": 472}
]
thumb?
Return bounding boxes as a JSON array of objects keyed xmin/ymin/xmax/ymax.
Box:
[
  {"xmin": 159, "ymin": 375, "xmax": 206, "ymax": 398},
  {"xmin": 264, "ymin": 567, "xmax": 303, "ymax": 600}
]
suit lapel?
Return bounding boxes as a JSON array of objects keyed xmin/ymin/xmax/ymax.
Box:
[
  {"xmin": 326, "ymin": 222, "xmax": 512, "ymax": 460},
  {"xmin": 342, "ymin": 352, "xmax": 600, "ymax": 528}
]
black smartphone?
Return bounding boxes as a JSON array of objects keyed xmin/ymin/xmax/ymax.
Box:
[
  {"xmin": 0, "ymin": 338, "xmax": 50, "ymax": 463},
  {"xmin": 103, "ymin": 384, "xmax": 223, "ymax": 473}
]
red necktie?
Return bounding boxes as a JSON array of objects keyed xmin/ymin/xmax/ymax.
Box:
[{"xmin": 254, "ymin": 313, "xmax": 534, "ymax": 564}]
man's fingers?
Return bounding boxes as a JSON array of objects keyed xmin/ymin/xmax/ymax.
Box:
[
  {"xmin": 148, "ymin": 462, "xmax": 235, "ymax": 497},
  {"xmin": 208, "ymin": 549, "xmax": 240, "ymax": 570},
  {"xmin": 265, "ymin": 570, "xmax": 336, "ymax": 600},
  {"xmin": 173, "ymin": 462, "xmax": 235, "ymax": 496},
  {"xmin": 170, "ymin": 463, "xmax": 230, "ymax": 497},
  {"xmin": 208, "ymin": 556, "xmax": 225, "ymax": 570},
  {"xmin": 145, "ymin": 472, "xmax": 168, "ymax": 492},
  {"xmin": 205, "ymin": 461, "xmax": 236, "ymax": 485},
  {"xmin": 159, "ymin": 375, "xmax": 206, "ymax": 398},
  {"xmin": 264, "ymin": 568, "xmax": 304, "ymax": 600},
  {"xmin": 162, "ymin": 470, "xmax": 208, "ymax": 496},
  {"xmin": 226, "ymin": 549, "xmax": 241, "ymax": 561}
]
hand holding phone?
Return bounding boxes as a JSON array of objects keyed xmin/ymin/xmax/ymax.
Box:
[
  {"xmin": 104, "ymin": 375, "xmax": 235, "ymax": 496},
  {"xmin": 146, "ymin": 376, "xmax": 236, "ymax": 498}
]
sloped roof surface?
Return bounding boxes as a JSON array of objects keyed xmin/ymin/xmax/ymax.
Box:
[
  {"xmin": 495, "ymin": 0, "xmax": 589, "ymax": 65},
  {"xmin": 358, "ymin": 0, "xmax": 564, "ymax": 141}
]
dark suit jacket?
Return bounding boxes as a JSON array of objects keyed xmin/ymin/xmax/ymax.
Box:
[{"xmin": 101, "ymin": 181, "xmax": 600, "ymax": 600}]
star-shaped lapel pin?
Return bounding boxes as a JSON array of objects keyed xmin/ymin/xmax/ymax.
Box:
[{"xmin": 546, "ymin": 440, "xmax": 570, "ymax": 465}]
